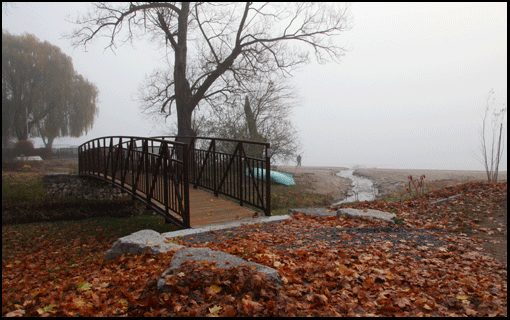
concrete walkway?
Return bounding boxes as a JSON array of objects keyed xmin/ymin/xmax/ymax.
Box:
[{"xmin": 161, "ymin": 207, "xmax": 396, "ymax": 238}]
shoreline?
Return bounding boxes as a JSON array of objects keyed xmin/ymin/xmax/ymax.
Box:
[
  {"xmin": 354, "ymin": 168, "xmax": 507, "ymax": 199},
  {"xmin": 276, "ymin": 166, "xmax": 507, "ymax": 203}
]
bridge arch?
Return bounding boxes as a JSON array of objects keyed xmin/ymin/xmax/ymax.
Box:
[{"xmin": 78, "ymin": 136, "xmax": 271, "ymax": 228}]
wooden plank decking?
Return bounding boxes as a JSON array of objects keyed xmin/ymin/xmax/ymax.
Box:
[
  {"xmin": 97, "ymin": 173, "xmax": 258, "ymax": 227},
  {"xmin": 187, "ymin": 188, "xmax": 257, "ymax": 227}
]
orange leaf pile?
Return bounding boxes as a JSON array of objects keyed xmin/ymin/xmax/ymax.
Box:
[{"xmin": 2, "ymin": 181, "xmax": 507, "ymax": 316}]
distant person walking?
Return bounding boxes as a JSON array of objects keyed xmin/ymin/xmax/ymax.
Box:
[{"xmin": 297, "ymin": 154, "xmax": 302, "ymax": 166}]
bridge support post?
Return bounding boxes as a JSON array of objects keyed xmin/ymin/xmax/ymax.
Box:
[
  {"xmin": 182, "ymin": 143, "xmax": 190, "ymax": 228},
  {"xmin": 265, "ymin": 148, "xmax": 271, "ymax": 216}
]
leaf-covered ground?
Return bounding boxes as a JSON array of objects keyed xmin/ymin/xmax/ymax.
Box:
[{"xmin": 2, "ymin": 181, "xmax": 507, "ymax": 316}]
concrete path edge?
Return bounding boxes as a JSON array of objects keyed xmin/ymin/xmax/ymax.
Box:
[{"xmin": 288, "ymin": 207, "xmax": 396, "ymax": 224}]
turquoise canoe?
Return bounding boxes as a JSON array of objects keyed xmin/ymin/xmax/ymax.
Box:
[{"xmin": 246, "ymin": 168, "xmax": 296, "ymax": 186}]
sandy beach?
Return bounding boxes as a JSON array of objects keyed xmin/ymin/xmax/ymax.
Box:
[
  {"xmin": 276, "ymin": 165, "xmax": 507, "ymax": 203},
  {"xmin": 276, "ymin": 166, "xmax": 350, "ymax": 202}
]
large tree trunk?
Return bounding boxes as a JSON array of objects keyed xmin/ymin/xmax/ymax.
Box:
[
  {"xmin": 175, "ymin": 103, "xmax": 195, "ymax": 172},
  {"xmin": 42, "ymin": 136, "xmax": 55, "ymax": 151},
  {"xmin": 176, "ymin": 102, "xmax": 195, "ymax": 142},
  {"xmin": 243, "ymin": 96, "xmax": 265, "ymax": 158},
  {"xmin": 173, "ymin": 3, "xmax": 194, "ymax": 144},
  {"xmin": 244, "ymin": 96, "xmax": 258, "ymax": 140}
]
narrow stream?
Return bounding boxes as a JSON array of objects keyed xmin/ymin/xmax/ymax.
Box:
[{"xmin": 333, "ymin": 169, "xmax": 378, "ymax": 205}]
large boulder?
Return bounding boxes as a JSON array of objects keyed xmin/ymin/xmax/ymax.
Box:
[
  {"xmin": 157, "ymin": 247, "xmax": 282, "ymax": 293},
  {"xmin": 105, "ymin": 229, "xmax": 184, "ymax": 261}
]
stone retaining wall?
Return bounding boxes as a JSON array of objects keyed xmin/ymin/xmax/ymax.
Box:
[{"xmin": 43, "ymin": 173, "xmax": 128, "ymax": 200}]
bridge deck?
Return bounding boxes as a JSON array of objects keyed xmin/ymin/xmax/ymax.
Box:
[
  {"xmin": 103, "ymin": 174, "xmax": 257, "ymax": 227},
  {"xmin": 187, "ymin": 188, "xmax": 258, "ymax": 227}
]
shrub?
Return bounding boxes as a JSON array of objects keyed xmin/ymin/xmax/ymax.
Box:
[
  {"xmin": 406, "ymin": 175, "xmax": 426, "ymax": 197},
  {"xmin": 13, "ymin": 140, "xmax": 35, "ymax": 157}
]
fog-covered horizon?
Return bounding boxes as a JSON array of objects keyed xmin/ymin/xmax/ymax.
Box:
[{"xmin": 3, "ymin": 3, "xmax": 507, "ymax": 171}]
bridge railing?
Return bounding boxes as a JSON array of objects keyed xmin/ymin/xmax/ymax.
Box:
[
  {"xmin": 78, "ymin": 136, "xmax": 190, "ymax": 228},
  {"xmin": 153, "ymin": 136, "xmax": 271, "ymax": 216}
]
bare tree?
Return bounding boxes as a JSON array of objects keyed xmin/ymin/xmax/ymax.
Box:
[
  {"xmin": 68, "ymin": 2, "xmax": 351, "ymax": 144},
  {"xmin": 474, "ymin": 89, "xmax": 507, "ymax": 182},
  {"xmin": 193, "ymin": 75, "xmax": 301, "ymax": 163}
]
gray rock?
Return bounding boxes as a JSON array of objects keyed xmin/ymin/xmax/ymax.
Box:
[
  {"xmin": 157, "ymin": 247, "xmax": 282, "ymax": 293},
  {"xmin": 105, "ymin": 229, "xmax": 184, "ymax": 261},
  {"xmin": 336, "ymin": 208, "xmax": 396, "ymax": 223}
]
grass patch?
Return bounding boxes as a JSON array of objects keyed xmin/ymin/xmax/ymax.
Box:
[
  {"xmin": 270, "ymin": 184, "xmax": 333, "ymax": 214},
  {"xmin": 2, "ymin": 172, "xmax": 50, "ymax": 207}
]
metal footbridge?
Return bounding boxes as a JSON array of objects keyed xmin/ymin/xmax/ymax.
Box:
[{"xmin": 78, "ymin": 136, "xmax": 271, "ymax": 229}]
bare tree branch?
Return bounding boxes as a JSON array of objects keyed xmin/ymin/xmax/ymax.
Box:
[{"xmin": 68, "ymin": 2, "xmax": 351, "ymax": 139}]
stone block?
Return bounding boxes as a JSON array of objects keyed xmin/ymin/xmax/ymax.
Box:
[
  {"xmin": 157, "ymin": 247, "xmax": 282, "ymax": 293},
  {"xmin": 104, "ymin": 229, "xmax": 184, "ymax": 261}
]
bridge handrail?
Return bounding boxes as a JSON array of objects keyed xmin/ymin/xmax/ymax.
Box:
[
  {"xmin": 150, "ymin": 136, "xmax": 271, "ymax": 214},
  {"xmin": 78, "ymin": 135, "xmax": 272, "ymax": 228},
  {"xmin": 78, "ymin": 136, "xmax": 188, "ymax": 150},
  {"xmin": 78, "ymin": 136, "xmax": 190, "ymax": 228}
]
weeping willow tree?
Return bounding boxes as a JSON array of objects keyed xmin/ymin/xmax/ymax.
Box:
[{"xmin": 2, "ymin": 30, "xmax": 98, "ymax": 149}]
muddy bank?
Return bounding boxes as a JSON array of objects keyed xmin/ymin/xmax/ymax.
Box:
[{"xmin": 276, "ymin": 166, "xmax": 351, "ymax": 203}]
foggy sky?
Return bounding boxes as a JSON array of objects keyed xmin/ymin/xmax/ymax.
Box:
[{"xmin": 2, "ymin": 2, "xmax": 507, "ymax": 171}]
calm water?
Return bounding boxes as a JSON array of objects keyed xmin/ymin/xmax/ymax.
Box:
[{"xmin": 333, "ymin": 169, "xmax": 378, "ymax": 205}]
